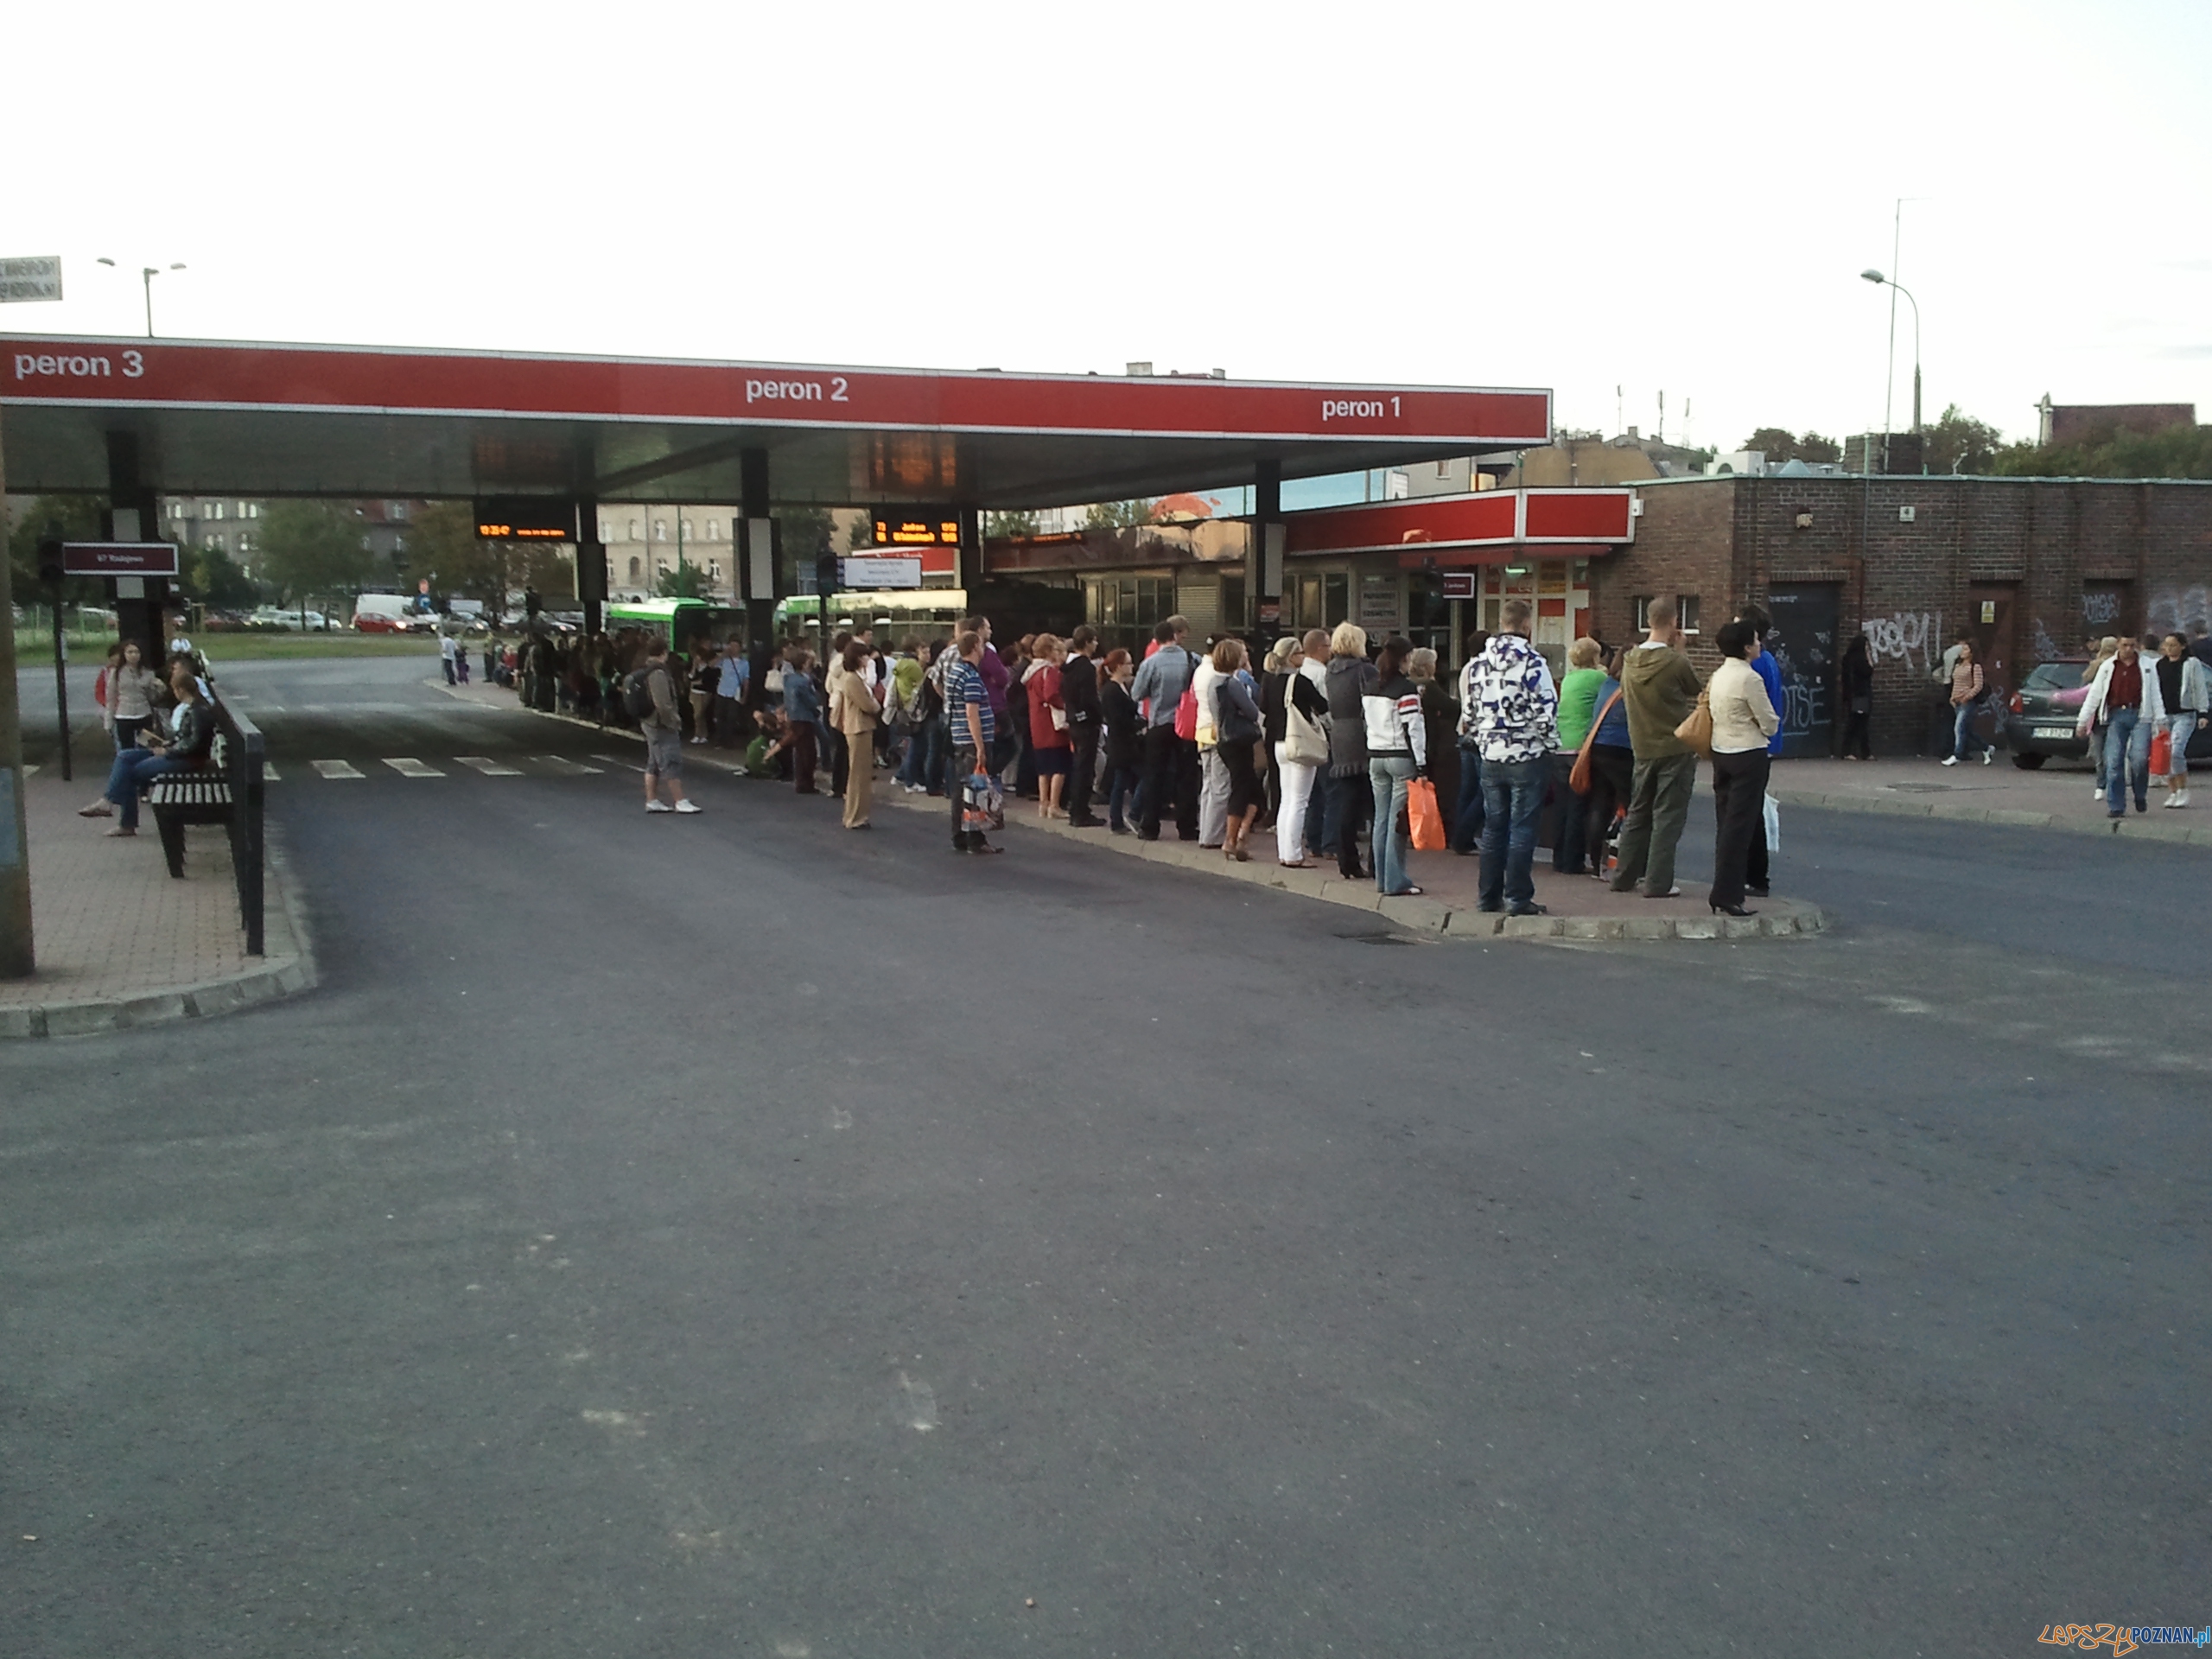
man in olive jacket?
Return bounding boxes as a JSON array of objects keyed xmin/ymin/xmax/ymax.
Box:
[{"xmin": 1608, "ymin": 598, "xmax": 1701, "ymax": 897}]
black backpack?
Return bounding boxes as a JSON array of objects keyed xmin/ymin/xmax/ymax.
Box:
[{"xmin": 623, "ymin": 667, "xmax": 658, "ymax": 721}]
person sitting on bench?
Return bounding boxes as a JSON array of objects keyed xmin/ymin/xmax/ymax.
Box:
[{"xmin": 81, "ymin": 658, "xmax": 215, "ymax": 838}]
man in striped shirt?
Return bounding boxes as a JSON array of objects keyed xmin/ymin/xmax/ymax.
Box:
[{"xmin": 944, "ymin": 629, "xmax": 1001, "ymax": 855}]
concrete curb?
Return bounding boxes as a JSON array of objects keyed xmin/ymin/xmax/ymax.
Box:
[
  {"xmin": 1775, "ymin": 786, "xmax": 2212, "ymax": 848},
  {"xmin": 874, "ymin": 785, "xmax": 1826, "ymax": 944},
  {"xmin": 1, "ymin": 825, "xmax": 320, "ymax": 1040}
]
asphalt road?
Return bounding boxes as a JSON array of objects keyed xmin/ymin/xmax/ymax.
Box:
[{"xmin": 6, "ymin": 653, "xmax": 2207, "ymax": 1656}]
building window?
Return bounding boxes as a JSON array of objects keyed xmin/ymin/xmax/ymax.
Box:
[
  {"xmin": 598, "ymin": 519, "xmax": 612, "ymax": 543},
  {"xmin": 245, "ymin": 501, "xmax": 261, "ymax": 518},
  {"xmin": 656, "ymin": 559, "xmax": 669, "ymax": 575},
  {"xmin": 238, "ymin": 533, "xmax": 254, "ymax": 553},
  {"xmin": 1679, "ymin": 595, "xmax": 1700, "ymax": 633},
  {"xmin": 207, "ymin": 532, "xmax": 226, "ymax": 552},
  {"xmin": 706, "ymin": 518, "xmax": 722, "ymax": 541},
  {"xmin": 682, "ymin": 519, "xmax": 694, "ymax": 542},
  {"xmin": 652, "ymin": 521, "xmax": 668, "ymax": 542},
  {"xmin": 708, "ymin": 560, "xmax": 721, "ymax": 582},
  {"xmin": 627, "ymin": 556, "xmax": 641, "ymax": 582},
  {"xmin": 207, "ymin": 500, "xmax": 226, "ymax": 520},
  {"xmin": 626, "ymin": 518, "xmax": 639, "ymax": 542}
]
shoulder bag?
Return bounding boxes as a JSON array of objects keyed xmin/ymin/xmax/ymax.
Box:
[{"xmin": 1675, "ymin": 688, "xmax": 1714, "ymax": 760}]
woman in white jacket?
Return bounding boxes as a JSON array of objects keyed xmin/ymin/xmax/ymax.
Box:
[
  {"xmin": 2149, "ymin": 634, "xmax": 2209, "ymax": 807},
  {"xmin": 2074, "ymin": 635, "xmax": 2189, "ymax": 817}
]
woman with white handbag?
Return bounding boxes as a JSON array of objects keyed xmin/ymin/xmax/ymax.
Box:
[{"xmin": 1272, "ymin": 636, "xmax": 1332, "ymax": 868}]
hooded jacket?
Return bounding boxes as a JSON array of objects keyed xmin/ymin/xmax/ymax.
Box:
[
  {"xmin": 1620, "ymin": 641, "xmax": 1701, "ymax": 760},
  {"xmin": 1325, "ymin": 654, "xmax": 1379, "ymax": 777}
]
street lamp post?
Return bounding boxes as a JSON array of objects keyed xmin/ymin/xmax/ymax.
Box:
[
  {"xmin": 1860, "ymin": 267, "xmax": 1922, "ymax": 452},
  {"xmin": 95, "ymin": 256, "xmax": 186, "ymax": 336}
]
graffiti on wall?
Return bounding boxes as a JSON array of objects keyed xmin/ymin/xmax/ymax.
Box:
[
  {"xmin": 2148, "ymin": 585, "xmax": 2210, "ymax": 639},
  {"xmin": 2081, "ymin": 588, "xmax": 2125, "ymax": 628},
  {"xmin": 2030, "ymin": 616, "xmax": 2063, "ymax": 664},
  {"xmin": 1865, "ymin": 611, "xmax": 1942, "ymax": 677}
]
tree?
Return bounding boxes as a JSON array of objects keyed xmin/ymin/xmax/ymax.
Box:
[
  {"xmin": 1992, "ymin": 422, "xmax": 2212, "ymax": 480},
  {"xmin": 1083, "ymin": 499, "xmax": 1154, "ymax": 530},
  {"xmin": 8, "ymin": 493, "xmax": 105, "ymax": 605},
  {"xmin": 983, "ymin": 510, "xmax": 1040, "ymax": 539},
  {"xmin": 257, "ymin": 500, "xmax": 382, "ymax": 606},
  {"xmin": 1742, "ymin": 429, "xmax": 1841, "ymax": 465},
  {"xmin": 185, "ymin": 545, "xmax": 262, "ymax": 609},
  {"xmin": 1918, "ymin": 404, "xmax": 2005, "ymax": 474},
  {"xmin": 654, "ymin": 561, "xmax": 709, "ymax": 599}
]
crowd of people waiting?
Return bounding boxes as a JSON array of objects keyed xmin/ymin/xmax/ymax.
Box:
[{"xmin": 585, "ymin": 595, "xmax": 1800, "ymax": 913}]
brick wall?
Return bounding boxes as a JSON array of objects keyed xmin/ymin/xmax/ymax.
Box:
[{"xmin": 1607, "ymin": 475, "xmax": 2212, "ymax": 753}]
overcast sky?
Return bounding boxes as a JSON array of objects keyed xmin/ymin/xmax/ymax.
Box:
[{"xmin": 8, "ymin": 0, "xmax": 2208, "ymax": 458}]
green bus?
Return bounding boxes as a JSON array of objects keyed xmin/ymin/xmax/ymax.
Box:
[{"xmin": 604, "ymin": 591, "xmax": 969, "ymax": 647}]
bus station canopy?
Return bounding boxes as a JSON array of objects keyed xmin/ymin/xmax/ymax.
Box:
[{"xmin": 3, "ymin": 334, "xmax": 1552, "ymax": 509}]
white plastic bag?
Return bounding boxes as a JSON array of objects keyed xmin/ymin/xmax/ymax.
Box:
[{"xmin": 1762, "ymin": 791, "xmax": 1781, "ymax": 855}]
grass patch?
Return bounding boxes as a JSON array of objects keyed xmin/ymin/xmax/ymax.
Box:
[{"xmin": 199, "ymin": 634, "xmax": 442, "ymax": 662}]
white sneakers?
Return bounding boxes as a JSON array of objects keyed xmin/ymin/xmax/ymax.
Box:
[
  {"xmin": 1981, "ymin": 749, "xmax": 1993, "ymax": 766},
  {"xmin": 646, "ymin": 799, "xmax": 703, "ymax": 813},
  {"xmin": 2164, "ymin": 791, "xmax": 2190, "ymax": 809},
  {"xmin": 2093, "ymin": 784, "xmax": 2105, "ymax": 799},
  {"xmin": 675, "ymin": 800, "xmax": 702, "ymax": 814},
  {"xmin": 1942, "ymin": 755, "xmax": 1960, "ymax": 767}
]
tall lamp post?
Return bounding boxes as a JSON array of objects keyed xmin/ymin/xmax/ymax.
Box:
[
  {"xmin": 96, "ymin": 256, "xmax": 186, "ymax": 336},
  {"xmin": 1860, "ymin": 267, "xmax": 1922, "ymax": 463}
]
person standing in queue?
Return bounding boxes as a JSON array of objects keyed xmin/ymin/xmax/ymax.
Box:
[
  {"xmin": 1839, "ymin": 632, "xmax": 1874, "ymax": 760},
  {"xmin": 1101, "ymin": 650, "xmax": 1143, "ymax": 835},
  {"xmin": 1736, "ymin": 605, "xmax": 1785, "ymax": 895},
  {"xmin": 944, "ymin": 630, "xmax": 1001, "ymax": 855},
  {"xmin": 1707, "ymin": 619, "xmax": 1780, "ymax": 915},
  {"xmin": 1297, "ymin": 629, "xmax": 1333, "ymax": 861},
  {"xmin": 1609, "ymin": 598, "xmax": 1700, "ymax": 899},
  {"xmin": 1465, "ymin": 601, "xmax": 1558, "ymax": 915},
  {"xmin": 828, "ymin": 638, "xmax": 882, "ymax": 830},
  {"xmin": 1062, "ymin": 626, "xmax": 1105, "ymax": 827},
  {"xmin": 633, "ymin": 638, "xmax": 702, "ymax": 815},
  {"xmin": 1548, "ymin": 636, "xmax": 1606, "ymax": 875},
  {"xmin": 1363, "ymin": 636, "xmax": 1429, "ymax": 897},
  {"xmin": 1210, "ymin": 637, "xmax": 1267, "ymax": 862},
  {"xmin": 1024, "ymin": 633, "xmax": 1071, "ymax": 820},
  {"xmin": 782, "ymin": 646, "xmax": 824, "ymax": 796},
  {"xmin": 1271, "ymin": 635, "xmax": 1329, "ymax": 868},
  {"xmin": 1323, "ymin": 622, "xmax": 1378, "ymax": 880},
  {"xmin": 1130, "ymin": 616, "xmax": 1202, "ymax": 842}
]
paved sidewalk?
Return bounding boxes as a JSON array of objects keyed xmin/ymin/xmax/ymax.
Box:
[
  {"xmin": 0, "ymin": 766, "xmax": 315, "ymax": 1038},
  {"xmin": 1770, "ymin": 754, "xmax": 2212, "ymax": 846}
]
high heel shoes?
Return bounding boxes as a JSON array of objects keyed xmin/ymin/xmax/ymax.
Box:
[{"xmin": 1710, "ymin": 901, "xmax": 1758, "ymax": 918}]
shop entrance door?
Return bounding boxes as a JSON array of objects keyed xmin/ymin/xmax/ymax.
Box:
[
  {"xmin": 1967, "ymin": 583, "xmax": 2018, "ymax": 750},
  {"xmin": 1763, "ymin": 583, "xmax": 1839, "ymax": 758}
]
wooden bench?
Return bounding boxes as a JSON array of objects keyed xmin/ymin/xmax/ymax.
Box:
[{"xmin": 142, "ymin": 696, "xmax": 267, "ymax": 955}]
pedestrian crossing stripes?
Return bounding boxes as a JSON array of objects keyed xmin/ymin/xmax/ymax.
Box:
[
  {"xmin": 453, "ymin": 755, "xmax": 522, "ymax": 775},
  {"xmin": 263, "ymin": 753, "xmax": 643, "ymax": 780},
  {"xmin": 383, "ymin": 757, "xmax": 445, "ymax": 778},
  {"xmin": 532, "ymin": 755, "xmax": 605, "ymax": 775},
  {"xmin": 312, "ymin": 760, "xmax": 365, "ymax": 779}
]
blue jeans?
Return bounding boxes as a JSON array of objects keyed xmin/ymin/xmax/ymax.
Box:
[
  {"xmin": 1108, "ymin": 765, "xmax": 1141, "ymax": 830},
  {"xmin": 898, "ymin": 713, "xmax": 941, "ymax": 788},
  {"xmin": 2104, "ymin": 707, "xmax": 2147, "ymax": 812},
  {"xmin": 1951, "ymin": 702, "xmax": 1989, "ymax": 760},
  {"xmin": 1449, "ymin": 746, "xmax": 1486, "ymax": 854},
  {"xmin": 2160, "ymin": 712, "xmax": 2198, "ymax": 780},
  {"xmin": 1305, "ymin": 766, "xmax": 1331, "ymax": 855},
  {"xmin": 1369, "ymin": 756, "xmax": 1417, "ymax": 894},
  {"xmin": 1478, "ymin": 757, "xmax": 1548, "ymax": 910},
  {"xmin": 105, "ymin": 747, "xmax": 184, "ymax": 830}
]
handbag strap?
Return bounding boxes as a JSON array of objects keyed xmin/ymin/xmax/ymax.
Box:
[{"xmin": 1576, "ymin": 688, "xmax": 1623, "ymax": 761}]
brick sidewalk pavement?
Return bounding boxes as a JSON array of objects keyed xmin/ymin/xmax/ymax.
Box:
[{"xmin": 0, "ymin": 766, "xmax": 313, "ymax": 1037}]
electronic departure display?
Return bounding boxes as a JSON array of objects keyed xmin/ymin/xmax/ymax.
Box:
[
  {"xmin": 474, "ymin": 496, "xmax": 575, "ymax": 541},
  {"xmin": 872, "ymin": 508, "xmax": 962, "ymax": 548}
]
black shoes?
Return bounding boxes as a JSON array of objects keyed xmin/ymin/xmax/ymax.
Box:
[
  {"xmin": 1067, "ymin": 815, "xmax": 1105, "ymax": 828},
  {"xmin": 1711, "ymin": 902, "xmax": 1758, "ymax": 918},
  {"xmin": 1506, "ymin": 903, "xmax": 1548, "ymax": 917},
  {"xmin": 1745, "ymin": 885, "xmax": 1770, "ymax": 898}
]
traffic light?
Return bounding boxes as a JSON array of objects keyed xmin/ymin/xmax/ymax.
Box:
[{"xmin": 35, "ymin": 525, "xmax": 65, "ymax": 585}]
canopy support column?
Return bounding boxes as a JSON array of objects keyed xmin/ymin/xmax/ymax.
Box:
[
  {"xmin": 737, "ymin": 448, "xmax": 778, "ymax": 657},
  {"xmin": 1254, "ymin": 458, "xmax": 1283, "ymax": 642},
  {"xmin": 104, "ymin": 432, "xmax": 165, "ymax": 665}
]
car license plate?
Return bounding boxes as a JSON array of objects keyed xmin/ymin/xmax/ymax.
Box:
[{"xmin": 2034, "ymin": 727, "xmax": 2075, "ymax": 740}]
